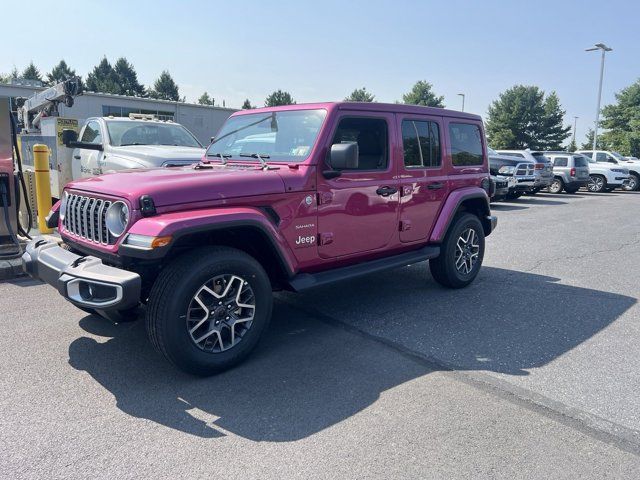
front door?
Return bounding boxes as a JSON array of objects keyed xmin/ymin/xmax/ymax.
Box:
[
  {"xmin": 73, "ymin": 120, "xmax": 105, "ymax": 179},
  {"xmin": 396, "ymin": 114, "xmax": 448, "ymax": 242},
  {"xmin": 316, "ymin": 113, "xmax": 399, "ymax": 258}
]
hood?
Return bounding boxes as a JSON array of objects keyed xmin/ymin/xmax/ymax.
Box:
[
  {"xmin": 66, "ymin": 164, "xmax": 287, "ymax": 208},
  {"xmin": 489, "ymin": 155, "xmax": 532, "ymax": 175},
  {"xmin": 109, "ymin": 145, "xmax": 205, "ymax": 166}
]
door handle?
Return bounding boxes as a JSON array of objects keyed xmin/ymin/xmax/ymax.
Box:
[
  {"xmin": 427, "ymin": 182, "xmax": 444, "ymax": 190},
  {"xmin": 376, "ymin": 186, "xmax": 398, "ymax": 197},
  {"xmin": 73, "ymin": 155, "xmax": 81, "ymax": 159}
]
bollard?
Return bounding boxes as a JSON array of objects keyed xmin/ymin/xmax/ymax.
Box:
[{"xmin": 33, "ymin": 144, "xmax": 53, "ymax": 234}]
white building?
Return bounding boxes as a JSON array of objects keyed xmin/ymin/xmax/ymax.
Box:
[{"xmin": 0, "ymin": 82, "xmax": 236, "ymax": 145}]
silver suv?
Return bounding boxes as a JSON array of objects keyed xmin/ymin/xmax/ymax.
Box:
[
  {"xmin": 496, "ymin": 150, "xmax": 554, "ymax": 192},
  {"xmin": 543, "ymin": 152, "xmax": 590, "ymax": 193}
]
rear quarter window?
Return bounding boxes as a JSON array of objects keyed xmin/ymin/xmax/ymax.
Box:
[
  {"xmin": 553, "ymin": 157, "xmax": 568, "ymax": 167},
  {"xmin": 573, "ymin": 156, "xmax": 588, "ymax": 167},
  {"xmin": 449, "ymin": 123, "xmax": 484, "ymax": 166}
]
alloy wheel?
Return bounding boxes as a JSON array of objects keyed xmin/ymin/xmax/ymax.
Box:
[
  {"xmin": 549, "ymin": 179, "xmax": 562, "ymax": 194},
  {"xmin": 623, "ymin": 175, "xmax": 638, "ymax": 191},
  {"xmin": 455, "ymin": 227, "xmax": 480, "ymax": 275},
  {"xmin": 588, "ymin": 176, "xmax": 604, "ymax": 192},
  {"xmin": 186, "ymin": 274, "xmax": 255, "ymax": 352}
]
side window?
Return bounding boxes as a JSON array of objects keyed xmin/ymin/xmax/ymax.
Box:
[
  {"xmin": 606, "ymin": 155, "xmax": 618, "ymax": 163},
  {"xmin": 449, "ymin": 123, "xmax": 483, "ymax": 166},
  {"xmin": 553, "ymin": 157, "xmax": 568, "ymax": 167},
  {"xmin": 595, "ymin": 152, "xmax": 608, "ymax": 162},
  {"xmin": 401, "ymin": 120, "xmax": 441, "ymax": 168},
  {"xmin": 81, "ymin": 121, "xmax": 102, "ymax": 144},
  {"xmin": 331, "ymin": 117, "xmax": 388, "ymax": 170}
]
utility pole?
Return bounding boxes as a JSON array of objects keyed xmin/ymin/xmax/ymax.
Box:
[
  {"xmin": 457, "ymin": 93, "xmax": 465, "ymax": 112},
  {"xmin": 585, "ymin": 43, "xmax": 612, "ymax": 151},
  {"xmin": 572, "ymin": 116, "xmax": 579, "ymax": 147}
]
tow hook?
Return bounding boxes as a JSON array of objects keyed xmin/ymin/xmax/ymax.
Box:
[{"xmin": 71, "ymin": 257, "xmax": 88, "ymax": 268}]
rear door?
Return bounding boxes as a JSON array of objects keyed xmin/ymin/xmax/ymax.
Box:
[
  {"xmin": 396, "ymin": 114, "xmax": 448, "ymax": 242},
  {"xmin": 316, "ymin": 112, "xmax": 399, "ymax": 258}
]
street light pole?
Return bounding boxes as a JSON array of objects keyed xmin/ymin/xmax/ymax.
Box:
[
  {"xmin": 572, "ymin": 116, "xmax": 579, "ymax": 147},
  {"xmin": 585, "ymin": 43, "xmax": 612, "ymax": 151},
  {"xmin": 457, "ymin": 93, "xmax": 465, "ymax": 112}
]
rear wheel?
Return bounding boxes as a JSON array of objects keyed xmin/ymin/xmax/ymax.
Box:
[
  {"xmin": 146, "ymin": 246, "xmax": 272, "ymax": 376},
  {"xmin": 564, "ymin": 186, "xmax": 580, "ymax": 194},
  {"xmin": 430, "ymin": 213, "xmax": 485, "ymax": 289},
  {"xmin": 548, "ymin": 178, "xmax": 564, "ymax": 194},
  {"xmin": 587, "ymin": 175, "xmax": 606, "ymax": 193}
]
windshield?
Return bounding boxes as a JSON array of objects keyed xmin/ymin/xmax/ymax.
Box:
[
  {"xmin": 611, "ymin": 151, "xmax": 625, "ymax": 160},
  {"xmin": 206, "ymin": 109, "xmax": 327, "ymax": 162},
  {"xmin": 106, "ymin": 121, "xmax": 202, "ymax": 148}
]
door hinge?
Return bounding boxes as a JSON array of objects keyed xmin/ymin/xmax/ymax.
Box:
[{"xmin": 399, "ymin": 220, "xmax": 412, "ymax": 232}]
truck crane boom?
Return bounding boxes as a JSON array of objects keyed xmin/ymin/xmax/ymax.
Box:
[{"xmin": 17, "ymin": 77, "xmax": 82, "ymax": 133}]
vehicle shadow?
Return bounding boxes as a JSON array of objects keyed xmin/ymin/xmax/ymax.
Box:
[
  {"xmin": 490, "ymin": 203, "xmax": 529, "ymax": 211},
  {"xmin": 67, "ymin": 266, "xmax": 635, "ymax": 442},
  {"xmin": 512, "ymin": 197, "xmax": 567, "ymax": 206}
]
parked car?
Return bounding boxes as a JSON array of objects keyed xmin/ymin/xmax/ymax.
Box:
[
  {"xmin": 542, "ymin": 152, "xmax": 590, "ymax": 193},
  {"xmin": 574, "ymin": 153, "xmax": 630, "ymax": 192},
  {"xmin": 576, "ymin": 150, "xmax": 640, "ymax": 191},
  {"xmin": 490, "ymin": 175, "xmax": 513, "ymax": 201},
  {"xmin": 495, "ymin": 150, "xmax": 554, "ymax": 193},
  {"xmin": 63, "ymin": 114, "xmax": 205, "ymax": 179},
  {"xmin": 488, "ymin": 147, "xmax": 535, "ymax": 199},
  {"xmin": 24, "ymin": 102, "xmax": 497, "ymax": 376}
]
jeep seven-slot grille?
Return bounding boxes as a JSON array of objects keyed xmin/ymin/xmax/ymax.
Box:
[{"xmin": 63, "ymin": 194, "xmax": 112, "ymax": 244}]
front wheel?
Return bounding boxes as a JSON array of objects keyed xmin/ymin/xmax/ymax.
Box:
[
  {"xmin": 146, "ymin": 247, "xmax": 273, "ymax": 376},
  {"xmin": 430, "ymin": 213, "xmax": 485, "ymax": 289},
  {"xmin": 548, "ymin": 178, "xmax": 564, "ymax": 194},
  {"xmin": 623, "ymin": 174, "xmax": 639, "ymax": 191},
  {"xmin": 587, "ymin": 175, "xmax": 606, "ymax": 193}
]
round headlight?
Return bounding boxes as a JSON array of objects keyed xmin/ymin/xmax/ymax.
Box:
[
  {"xmin": 105, "ymin": 201, "xmax": 129, "ymax": 237},
  {"xmin": 59, "ymin": 191, "xmax": 69, "ymax": 221}
]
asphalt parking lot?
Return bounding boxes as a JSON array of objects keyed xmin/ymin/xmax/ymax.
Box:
[{"xmin": 2, "ymin": 190, "xmax": 640, "ymax": 479}]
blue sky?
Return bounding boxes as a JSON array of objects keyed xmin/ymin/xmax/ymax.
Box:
[{"xmin": 1, "ymin": 0, "xmax": 638, "ymax": 144}]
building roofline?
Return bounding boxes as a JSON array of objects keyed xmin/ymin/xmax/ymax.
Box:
[{"xmin": 0, "ymin": 82, "xmax": 238, "ymax": 112}]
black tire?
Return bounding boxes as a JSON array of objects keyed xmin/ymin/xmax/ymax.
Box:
[
  {"xmin": 528, "ymin": 187, "xmax": 541, "ymax": 195},
  {"xmin": 430, "ymin": 213, "xmax": 485, "ymax": 289},
  {"xmin": 548, "ymin": 178, "xmax": 564, "ymax": 194},
  {"xmin": 506, "ymin": 191, "xmax": 524, "ymax": 200},
  {"xmin": 564, "ymin": 186, "xmax": 580, "ymax": 194},
  {"xmin": 146, "ymin": 246, "xmax": 272, "ymax": 376},
  {"xmin": 587, "ymin": 174, "xmax": 607, "ymax": 193}
]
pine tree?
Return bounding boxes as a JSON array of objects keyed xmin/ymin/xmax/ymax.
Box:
[
  {"xmin": 198, "ymin": 92, "xmax": 214, "ymax": 105},
  {"xmin": 599, "ymin": 79, "xmax": 640, "ymax": 157},
  {"xmin": 46, "ymin": 60, "xmax": 77, "ymax": 86},
  {"xmin": 265, "ymin": 90, "xmax": 295, "ymax": 107},
  {"xmin": 241, "ymin": 99, "xmax": 254, "ymax": 109},
  {"xmin": 85, "ymin": 57, "xmax": 121, "ymax": 94},
  {"xmin": 401, "ymin": 81, "xmax": 445, "ymax": 107},
  {"xmin": 486, "ymin": 85, "xmax": 571, "ymax": 150},
  {"xmin": 21, "ymin": 62, "xmax": 43, "ymax": 82},
  {"xmin": 149, "ymin": 71, "xmax": 180, "ymax": 101},
  {"xmin": 345, "ymin": 87, "xmax": 375, "ymax": 102},
  {"xmin": 114, "ymin": 58, "xmax": 146, "ymax": 97}
]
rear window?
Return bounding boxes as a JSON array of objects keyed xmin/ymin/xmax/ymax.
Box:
[
  {"xmin": 573, "ymin": 156, "xmax": 588, "ymax": 167},
  {"xmin": 499, "ymin": 152, "xmax": 525, "ymax": 158},
  {"xmin": 532, "ymin": 152, "xmax": 550, "ymax": 163},
  {"xmin": 449, "ymin": 123, "xmax": 483, "ymax": 166},
  {"xmin": 401, "ymin": 120, "xmax": 441, "ymax": 168}
]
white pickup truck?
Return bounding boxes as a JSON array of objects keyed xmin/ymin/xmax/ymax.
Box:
[{"xmin": 63, "ymin": 114, "xmax": 205, "ymax": 178}]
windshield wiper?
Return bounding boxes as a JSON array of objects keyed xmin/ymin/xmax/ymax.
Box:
[
  {"xmin": 120, "ymin": 142, "xmax": 145, "ymax": 146},
  {"xmin": 240, "ymin": 153, "xmax": 270, "ymax": 169},
  {"xmin": 205, "ymin": 152, "xmax": 231, "ymax": 165}
]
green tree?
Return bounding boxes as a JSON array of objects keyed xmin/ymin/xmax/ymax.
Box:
[
  {"xmin": 241, "ymin": 99, "xmax": 254, "ymax": 109},
  {"xmin": 581, "ymin": 128, "xmax": 608, "ymax": 150},
  {"xmin": 21, "ymin": 62, "xmax": 43, "ymax": 82},
  {"xmin": 566, "ymin": 138, "xmax": 577, "ymax": 152},
  {"xmin": 149, "ymin": 71, "xmax": 180, "ymax": 101},
  {"xmin": 114, "ymin": 58, "xmax": 146, "ymax": 97},
  {"xmin": 486, "ymin": 85, "xmax": 571, "ymax": 150},
  {"xmin": 265, "ymin": 90, "xmax": 295, "ymax": 107},
  {"xmin": 345, "ymin": 87, "xmax": 375, "ymax": 102},
  {"xmin": 198, "ymin": 92, "xmax": 214, "ymax": 105},
  {"xmin": 46, "ymin": 60, "xmax": 77, "ymax": 86},
  {"xmin": 401, "ymin": 80, "xmax": 445, "ymax": 107},
  {"xmin": 85, "ymin": 57, "xmax": 120, "ymax": 94},
  {"xmin": 599, "ymin": 79, "xmax": 640, "ymax": 157}
]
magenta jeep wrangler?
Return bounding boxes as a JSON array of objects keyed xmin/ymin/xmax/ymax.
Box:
[{"xmin": 23, "ymin": 102, "xmax": 496, "ymax": 375}]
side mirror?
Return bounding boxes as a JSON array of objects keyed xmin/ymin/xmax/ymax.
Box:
[
  {"xmin": 61, "ymin": 129, "xmax": 78, "ymax": 146},
  {"xmin": 329, "ymin": 142, "xmax": 359, "ymax": 170},
  {"xmin": 210, "ymin": 136, "xmax": 215, "ymax": 143}
]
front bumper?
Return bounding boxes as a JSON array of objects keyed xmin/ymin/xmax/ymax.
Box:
[
  {"xmin": 511, "ymin": 176, "xmax": 536, "ymax": 191},
  {"xmin": 484, "ymin": 215, "xmax": 498, "ymax": 236},
  {"xmin": 22, "ymin": 238, "xmax": 141, "ymax": 311}
]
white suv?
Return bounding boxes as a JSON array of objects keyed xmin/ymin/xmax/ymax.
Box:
[
  {"xmin": 575, "ymin": 153, "xmax": 630, "ymax": 192},
  {"xmin": 576, "ymin": 150, "xmax": 640, "ymax": 191}
]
